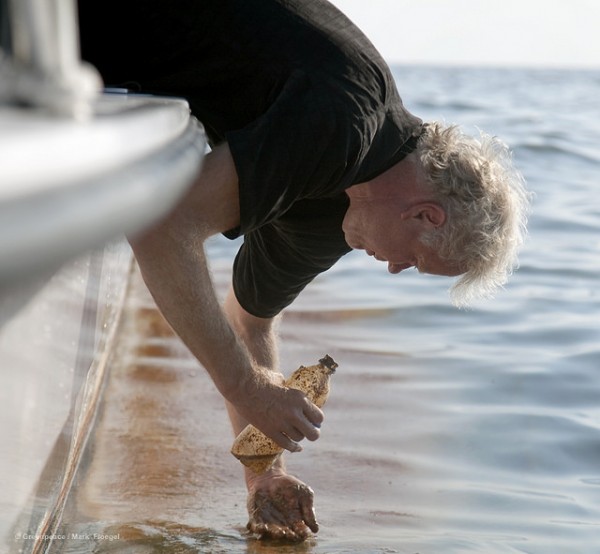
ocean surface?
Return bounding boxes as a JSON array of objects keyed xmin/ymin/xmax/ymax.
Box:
[{"xmin": 58, "ymin": 66, "xmax": 600, "ymax": 553}]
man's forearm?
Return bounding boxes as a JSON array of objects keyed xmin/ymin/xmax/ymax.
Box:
[
  {"xmin": 131, "ymin": 231, "xmax": 253, "ymax": 400},
  {"xmin": 222, "ymin": 286, "xmax": 279, "ymax": 432},
  {"xmin": 131, "ymin": 228, "xmax": 322, "ymax": 453}
]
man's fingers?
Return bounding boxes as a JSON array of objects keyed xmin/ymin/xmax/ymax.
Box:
[
  {"xmin": 276, "ymin": 395, "xmax": 324, "ymax": 447},
  {"xmin": 299, "ymin": 399, "xmax": 324, "ymax": 441},
  {"xmin": 291, "ymin": 520, "xmax": 312, "ymax": 540},
  {"xmin": 299, "ymin": 490, "xmax": 319, "ymax": 533},
  {"xmin": 251, "ymin": 521, "xmax": 308, "ymax": 542},
  {"xmin": 250, "ymin": 389, "xmax": 325, "ymax": 451},
  {"xmin": 251, "ymin": 522, "xmax": 293, "ymax": 541},
  {"xmin": 286, "ymin": 388, "xmax": 324, "ymax": 424},
  {"xmin": 251, "ymin": 521, "xmax": 303, "ymax": 542},
  {"xmin": 300, "ymin": 423, "xmax": 320, "ymax": 442},
  {"xmin": 282, "ymin": 425, "xmax": 305, "ymax": 443},
  {"xmin": 286, "ymin": 410, "xmax": 321, "ymax": 443},
  {"xmin": 302, "ymin": 398, "xmax": 324, "ymax": 426},
  {"xmin": 273, "ymin": 431, "xmax": 302, "ymax": 453}
]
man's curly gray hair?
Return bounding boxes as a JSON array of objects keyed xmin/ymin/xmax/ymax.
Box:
[{"xmin": 417, "ymin": 122, "xmax": 530, "ymax": 307}]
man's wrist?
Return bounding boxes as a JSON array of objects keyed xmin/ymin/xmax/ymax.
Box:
[
  {"xmin": 244, "ymin": 457, "xmax": 287, "ymax": 486},
  {"xmin": 214, "ymin": 356, "xmax": 259, "ymax": 404}
]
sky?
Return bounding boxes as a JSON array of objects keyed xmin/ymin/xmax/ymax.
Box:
[{"xmin": 329, "ymin": 0, "xmax": 600, "ymax": 69}]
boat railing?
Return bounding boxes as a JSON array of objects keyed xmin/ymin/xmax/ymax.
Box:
[{"xmin": 0, "ymin": 0, "xmax": 101, "ymax": 117}]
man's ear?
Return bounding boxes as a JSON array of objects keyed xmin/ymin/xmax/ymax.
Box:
[{"xmin": 402, "ymin": 202, "xmax": 446, "ymax": 228}]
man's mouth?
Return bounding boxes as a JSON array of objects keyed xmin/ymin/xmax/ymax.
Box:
[
  {"xmin": 367, "ymin": 250, "xmax": 386, "ymax": 262},
  {"xmin": 365, "ymin": 251, "xmax": 414, "ymax": 274}
]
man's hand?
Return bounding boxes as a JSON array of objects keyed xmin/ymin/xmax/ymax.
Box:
[
  {"xmin": 227, "ymin": 367, "xmax": 324, "ymax": 452},
  {"xmin": 246, "ymin": 468, "xmax": 319, "ymax": 542}
]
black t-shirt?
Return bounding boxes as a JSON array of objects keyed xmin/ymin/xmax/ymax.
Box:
[{"xmin": 79, "ymin": 0, "xmax": 423, "ymax": 317}]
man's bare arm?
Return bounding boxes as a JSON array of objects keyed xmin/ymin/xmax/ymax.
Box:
[
  {"xmin": 223, "ymin": 288, "xmax": 319, "ymax": 541},
  {"xmin": 128, "ymin": 143, "xmax": 323, "ymax": 451}
]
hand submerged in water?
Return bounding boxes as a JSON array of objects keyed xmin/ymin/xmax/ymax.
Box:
[{"xmin": 246, "ymin": 468, "xmax": 319, "ymax": 542}]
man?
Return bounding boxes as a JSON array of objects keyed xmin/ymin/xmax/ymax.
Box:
[{"xmin": 78, "ymin": 0, "xmax": 529, "ymax": 542}]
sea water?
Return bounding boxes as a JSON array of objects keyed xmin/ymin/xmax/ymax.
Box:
[{"xmin": 56, "ymin": 66, "xmax": 600, "ymax": 554}]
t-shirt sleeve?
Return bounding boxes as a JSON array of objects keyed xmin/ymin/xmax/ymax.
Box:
[{"xmin": 231, "ymin": 195, "xmax": 351, "ymax": 318}]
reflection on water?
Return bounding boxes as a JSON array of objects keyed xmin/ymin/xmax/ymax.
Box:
[
  {"xmin": 62, "ymin": 521, "xmax": 246, "ymax": 554},
  {"xmin": 63, "ymin": 520, "xmax": 324, "ymax": 554}
]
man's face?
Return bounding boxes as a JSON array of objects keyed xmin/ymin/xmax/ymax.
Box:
[{"xmin": 342, "ymin": 197, "xmax": 463, "ymax": 277}]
